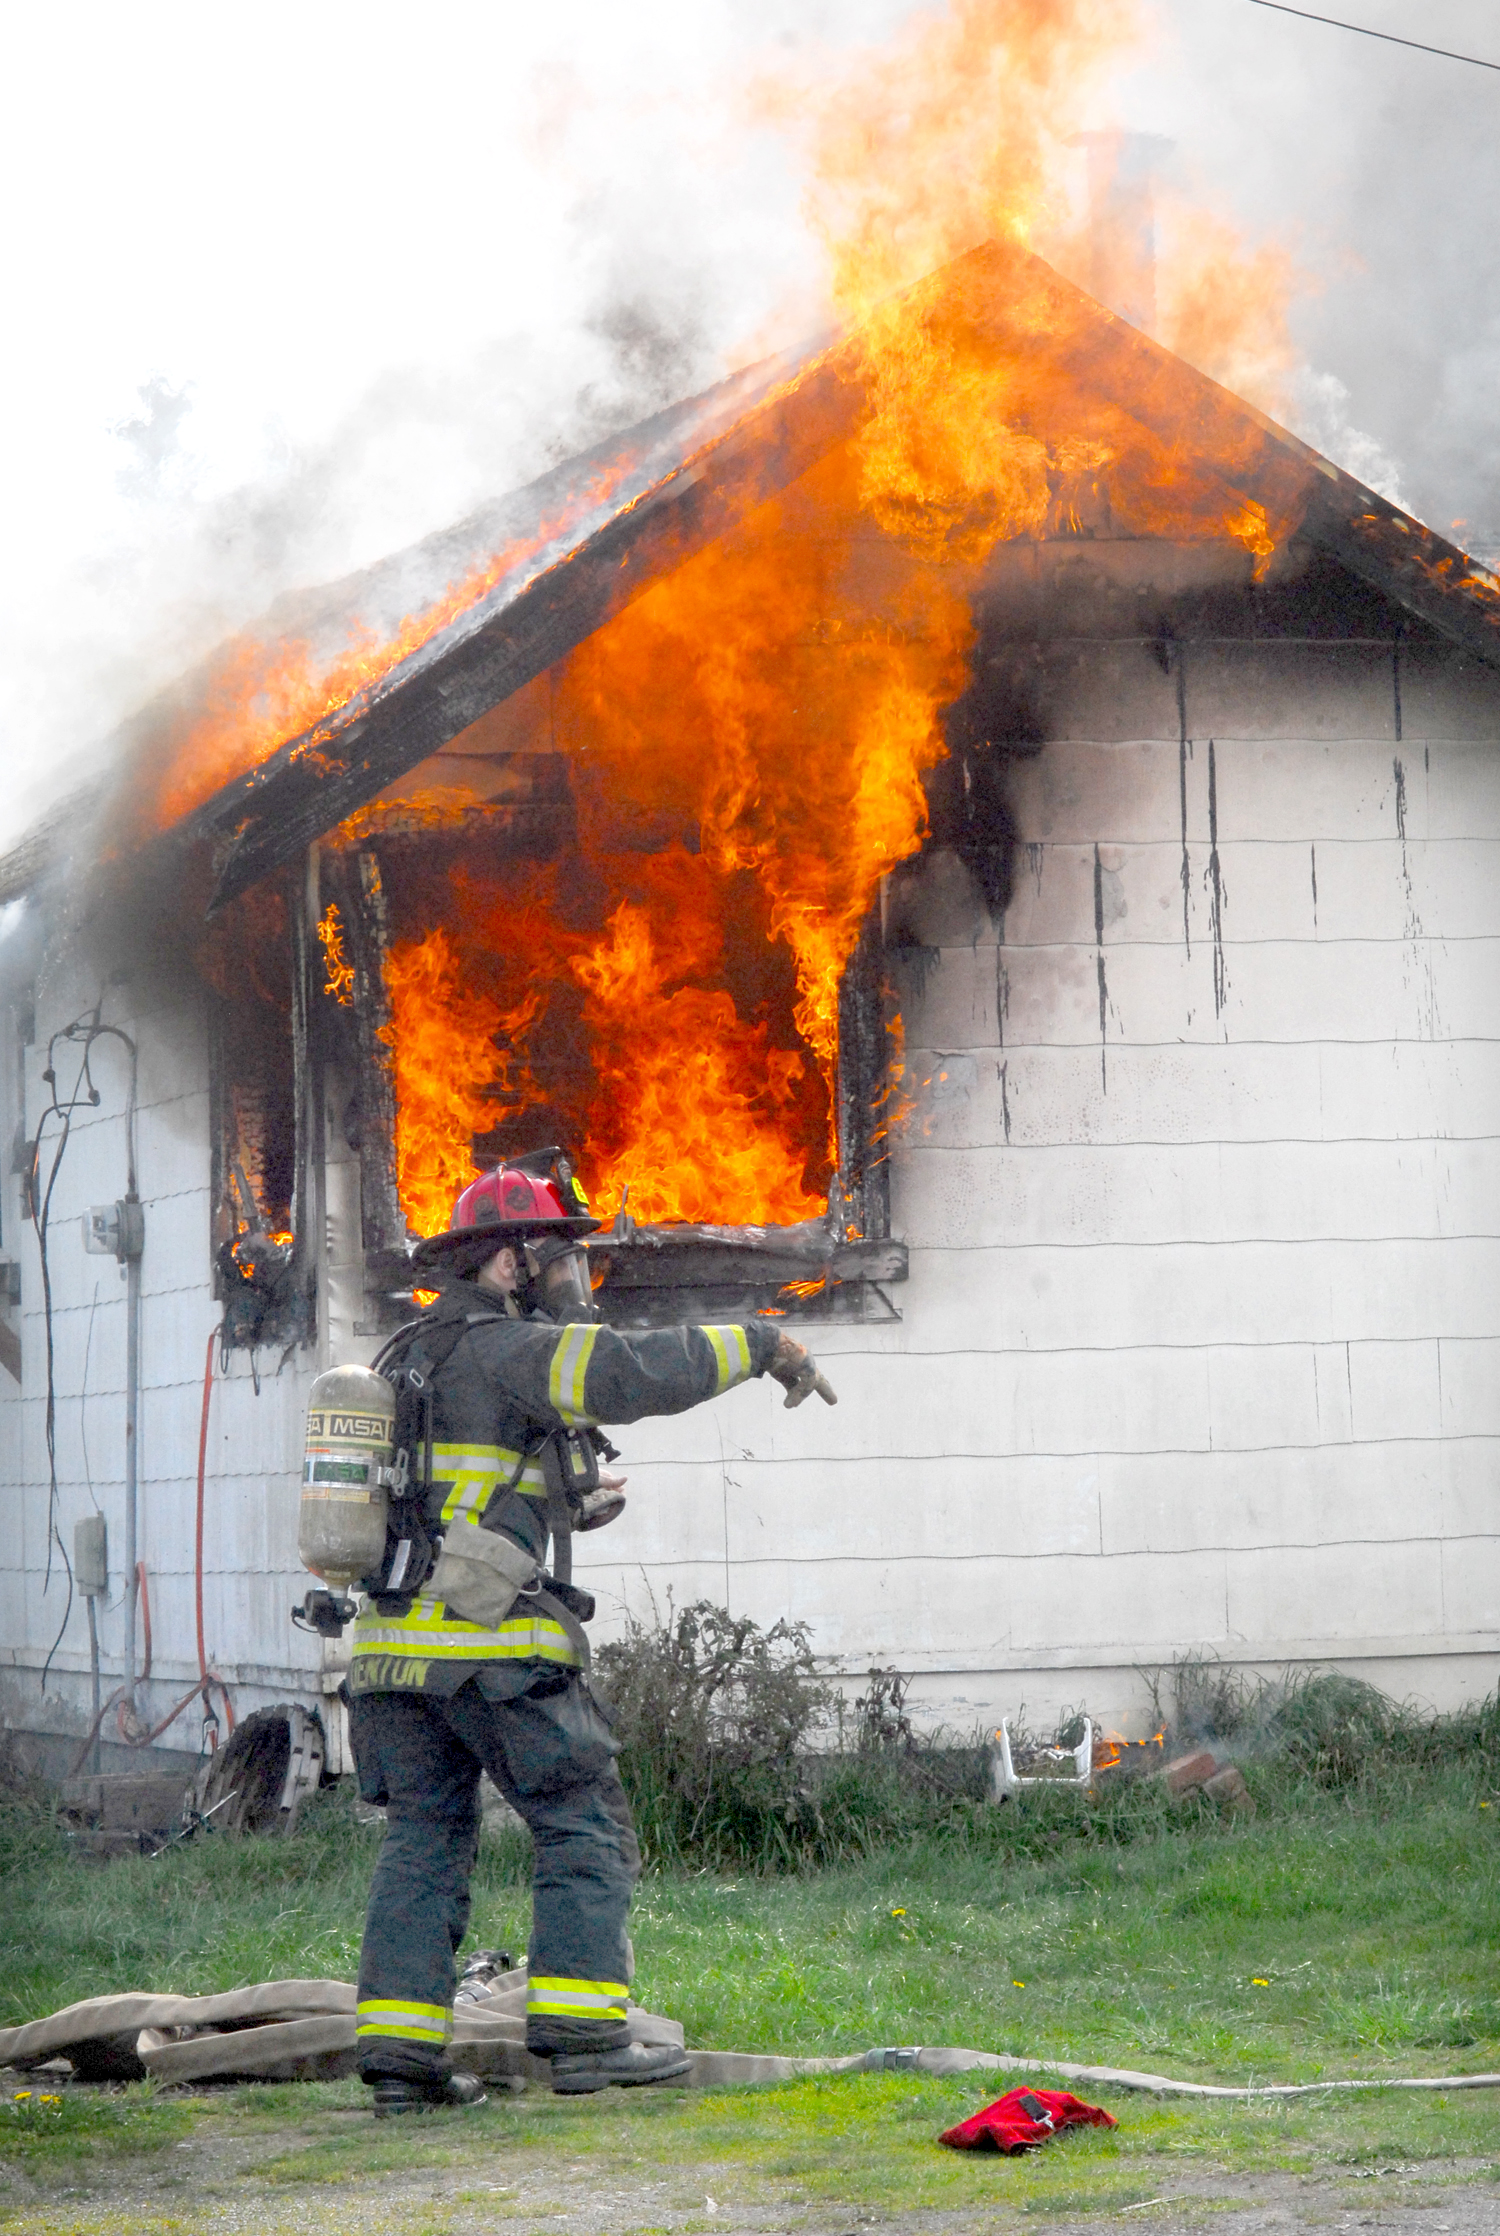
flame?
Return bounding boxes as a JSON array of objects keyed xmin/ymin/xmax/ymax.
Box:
[
  {"xmin": 142, "ymin": 3, "xmax": 1309, "ymax": 855},
  {"xmin": 142, "ymin": 464, "xmax": 637, "ymax": 834},
  {"xmin": 381, "ymin": 465, "xmax": 970, "ymax": 1236},
  {"xmin": 796, "ymin": 0, "xmax": 1140, "ymax": 317},
  {"xmin": 187, "ymin": 1, "xmax": 1319, "ymax": 1243},
  {"xmin": 1155, "ymin": 205, "xmax": 1298, "ymax": 422},
  {"xmin": 1092, "ymin": 1727, "xmax": 1167, "ymax": 1774},
  {"xmin": 804, "ymin": 0, "xmax": 1298, "ymax": 430},
  {"xmin": 375, "ymin": 218, "xmax": 1307, "ymax": 1241},
  {"xmin": 317, "ymin": 903, "xmax": 355, "ymax": 1005},
  {"xmin": 380, "ymin": 926, "xmax": 509, "ymax": 1236},
  {"xmin": 334, "ymin": 787, "xmax": 504, "ymax": 845}
]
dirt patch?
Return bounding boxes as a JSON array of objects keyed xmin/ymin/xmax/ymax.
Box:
[{"xmin": 1, "ymin": 2096, "xmax": 1496, "ymax": 2236}]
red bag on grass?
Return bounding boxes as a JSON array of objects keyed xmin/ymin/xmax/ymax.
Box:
[{"xmin": 939, "ymin": 2084, "xmax": 1118, "ymax": 2153}]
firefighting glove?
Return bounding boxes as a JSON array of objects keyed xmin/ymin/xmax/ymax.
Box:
[{"xmin": 769, "ymin": 1335, "xmax": 838, "ymax": 1408}]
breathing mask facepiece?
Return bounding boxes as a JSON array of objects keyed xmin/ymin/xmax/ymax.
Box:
[{"xmin": 523, "ymin": 1235, "xmax": 598, "ymax": 1323}]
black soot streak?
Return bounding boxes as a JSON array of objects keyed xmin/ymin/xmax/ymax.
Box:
[
  {"xmin": 1393, "ymin": 755, "xmax": 1407, "ymax": 848},
  {"xmin": 1310, "ymin": 842, "xmax": 1318, "ymax": 930},
  {"xmin": 1093, "ymin": 840, "xmax": 1109, "ymax": 1092},
  {"xmin": 1176, "ymin": 649, "xmax": 1192, "ymax": 957},
  {"xmin": 1206, "ymin": 740, "xmax": 1227, "ymax": 1020},
  {"xmin": 1392, "ymin": 630, "xmax": 1403, "ymax": 744},
  {"xmin": 998, "ymin": 1059, "xmax": 1012, "ymax": 1144}
]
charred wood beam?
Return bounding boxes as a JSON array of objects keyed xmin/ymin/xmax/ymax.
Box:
[
  {"xmin": 1298, "ymin": 482, "xmax": 1500, "ymax": 672},
  {"xmin": 363, "ymin": 1228, "xmax": 906, "ymax": 1300},
  {"xmin": 836, "ymin": 912, "xmax": 893, "ymax": 1243},
  {"xmin": 197, "ymin": 357, "xmax": 860, "ymax": 912},
  {"xmin": 206, "ymin": 995, "xmax": 231, "ymax": 1263},
  {"xmin": 359, "ymin": 1277, "xmax": 899, "ymax": 1335},
  {"xmin": 324, "ymin": 849, "xmax": 406, "ymax": 1258},
  {"xmin": 590, "ymin": 1231, "xmax": 907, "ymax": 1291},
  {"xmin": 285, "ymin": 860, "xmax": 317, "ymax": 1339},
  {"xmin": 594, "ymin": 1279, "xmax": 902, "ymax": 1330}
]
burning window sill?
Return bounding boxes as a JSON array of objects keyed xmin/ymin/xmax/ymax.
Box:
[
  {"xmin": 363, "ymin": 1217, "xmax": 906, "ymax": 1330},
  {"xmin": 586, "ymin": 1216, "xmax": 906, "ymax": 1326}
]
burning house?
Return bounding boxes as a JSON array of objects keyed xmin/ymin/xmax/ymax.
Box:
[{"xmin": 3, "ymin": 237, "xmax": 1498, "ymax": 1768}]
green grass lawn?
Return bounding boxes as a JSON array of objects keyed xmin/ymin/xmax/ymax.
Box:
[{"xmin": 2, "ymin": 1758, "xmax": 1498, "ymax": 2230}]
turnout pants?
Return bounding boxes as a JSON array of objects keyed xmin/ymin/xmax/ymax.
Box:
[{"xmin": 348, "ymin": 1674, "xmax": 640, "ymax": 2079}]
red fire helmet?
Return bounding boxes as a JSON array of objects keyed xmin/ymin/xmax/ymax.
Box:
[
  {"xmin": 452, "ymin": 1163, "xmax": 595, "ymax": 1234},
  {"xmin": 410, "ymin": 1147, "xmax": 598, "ymax": 1274}
]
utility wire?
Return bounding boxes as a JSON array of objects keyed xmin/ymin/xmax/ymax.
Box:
[
  {"xmin": 80, "ymin": 1281, "xmax": 103, "ymax": 1520},
  {"xmin": 30, "ymin": 1006, "xmax": 139, "ymax": 1689},
  {"xmin": 1248, "ymin": 0, "xmax": 1500, "ymax": 73}
]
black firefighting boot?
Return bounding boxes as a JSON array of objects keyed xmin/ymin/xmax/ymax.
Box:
[
  {"xmin": 372, "ymin": 2073, "xmax": 488, "ymax": 2117},
  {"xmin": 549, "ymin": 2041, "xmax": 691, "ymax": 2094}
]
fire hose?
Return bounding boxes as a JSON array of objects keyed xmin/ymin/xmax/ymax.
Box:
[{"xmin": 3, "ymin": 1972, "xmax": 1498, "ymax": 2097}]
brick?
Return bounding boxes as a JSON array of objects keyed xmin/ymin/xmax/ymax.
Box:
[
  {"xmin": 1160, "ymin": 1749, "xmax": 1217, "ymax": 1796},
  {"xmin": 1203, "ymin": 1764, "xmax": 1255, "ymax": 1816}
]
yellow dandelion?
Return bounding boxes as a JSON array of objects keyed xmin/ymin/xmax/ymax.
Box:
[{"xmin": 1251, "ymin": 1978, "xmax": 1270, "ymax": 1987}]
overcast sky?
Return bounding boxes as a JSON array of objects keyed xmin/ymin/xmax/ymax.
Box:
[{"xmin": 2, "ymin": 0, "xmax": 1496, "ymax": 852}]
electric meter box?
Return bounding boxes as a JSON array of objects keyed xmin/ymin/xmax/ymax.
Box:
[
  {"xmin": 82, "ymin": 1201, "xmax": 144, "ymax": 1261},
  {"xmin": 74, "ymin": 1514, "xmax": 108, "ymax": 1598}
]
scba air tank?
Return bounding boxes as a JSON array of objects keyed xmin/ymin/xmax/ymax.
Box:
[{"xmin": 299, "ymin": 1366, "xmax": 397, "ymax": 1588}]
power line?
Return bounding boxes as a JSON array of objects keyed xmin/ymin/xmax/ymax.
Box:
[{"xmin": 1248, "ymin": 0, "xmax": 1500, "ymax": 72}]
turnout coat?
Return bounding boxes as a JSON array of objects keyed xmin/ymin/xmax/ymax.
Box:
[{"xmin": 350, "ymin": 1282, "xmax": 780, "ymax": 1698}]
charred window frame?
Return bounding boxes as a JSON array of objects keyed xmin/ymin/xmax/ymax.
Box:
[
  {"xmin": 326, "ymin": 834, "xmax": 907, "ymax": 1331},
  {"xmin": 208, "ymin": 668, "xmax": 1037, "ymax": 1346},
  {"xmin": 207, "ymin": 874, "xmax": 314, "ymax": 1350}
]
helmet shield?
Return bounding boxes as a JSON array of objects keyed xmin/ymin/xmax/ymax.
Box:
[{"xmin": 524, "ymin": 1237, "xmax": 597, "ymax": 1323}]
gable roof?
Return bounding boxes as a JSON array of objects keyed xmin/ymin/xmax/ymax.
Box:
[{"xmin": 9, "ymin": 236, "xmax": 1500, "ymax": 915}]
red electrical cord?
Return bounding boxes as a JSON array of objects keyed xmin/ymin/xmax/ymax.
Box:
[
  {"xmin": 192, "ymin": 1328, "xmax": 235, "ymax": 1742},
  {"xmin": 137, "ymin": 1561, "xmax": 152, "ymax": 1683}
]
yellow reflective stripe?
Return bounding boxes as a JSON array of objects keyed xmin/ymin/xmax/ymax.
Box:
[
  {"xmin": 525, "ymin": 1976, "xmax": 629, "ymax": 2020},
  {"xmin": 701, "ymin": 1323, "xmax": 752, "ymax": 1393},
  {"xmin": 547, "ymin": 1324, "xmax": 600, "ymax": 1423},
  {"xmin": 432, "ymin": 1444, "xmax": 546, "ymax": 1523},
  {"xmin": 440, "ymin": 1477, "xmax": 488, "ymax": 1525},
  {"xmin": 548, "ymin": 1324, "xmax": 601, "ymax": 1425},
  {"xmin": 356, "ymin": 1998, "xmax": 451, "ymax": 2043},
  {"xmin": 352, "ymin": 1605, "xmax": 580, "ymax": 1664}
]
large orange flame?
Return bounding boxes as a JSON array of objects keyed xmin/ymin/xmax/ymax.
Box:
[
  {"xmin": 381, "ymin": 926, "xmax": 515, "ymax": 1235},
  {"xmin": 190, "ymin": 0, "xmax": 1315, "ymax": 1242},
  {"xmin": 381, "ymin": 458, "xmax": 972, "ymax": 1236}
]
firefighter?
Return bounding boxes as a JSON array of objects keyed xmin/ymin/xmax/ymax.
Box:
[{"xmin": 347, "ymin": 1149, "xmax": 835, "ymax": 2115}]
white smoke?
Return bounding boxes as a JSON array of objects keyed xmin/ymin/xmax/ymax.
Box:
[
  {"xmin": 1287, "ymin": 370, "xmax": 1406, "ymax": 508},
  {"xmin": 0, "ymin": 0, "xmax": 906, "ymax": 853}
]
